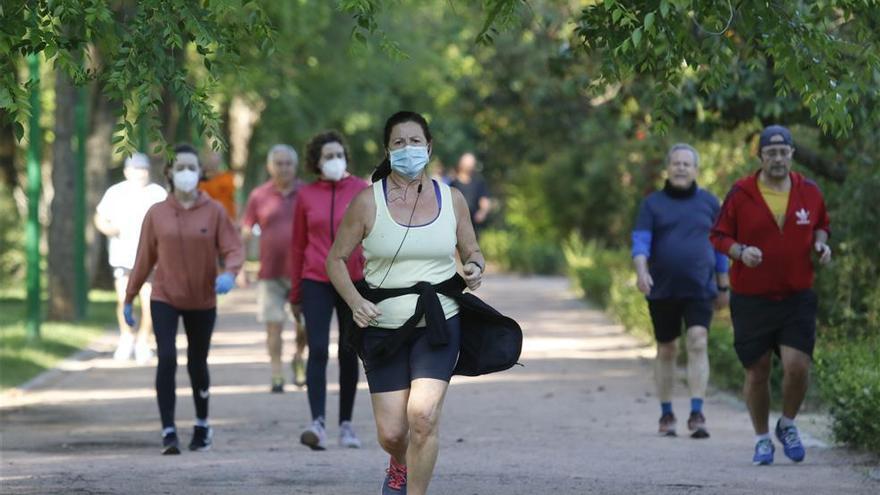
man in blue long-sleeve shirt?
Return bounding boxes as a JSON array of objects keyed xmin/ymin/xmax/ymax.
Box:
[{"xmin": 632, "ymin": 143, "xmax": 730, "ymax": 439}]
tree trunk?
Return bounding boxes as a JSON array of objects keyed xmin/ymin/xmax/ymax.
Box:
[
  {"xmin": 0, "ymin": 56, "xmax": 17, "ymax": 190},
  {"xmin": 47, "ymin": 70, "xmax": 78, "ymax": 320},
  {"xmin": 0, "ymin": 109, "xmax": 16, "ymax": 190},
  {"xmin": 86, "ymin": 84, "xmax": 117, "ymax": 290}
]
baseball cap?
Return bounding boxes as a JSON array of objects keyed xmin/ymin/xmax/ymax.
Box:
[
  {"xmin": 124, "ymin": 152, "xmax": 151, "ymax": 169},
  {"xmin": 759, "ymin": 125, "xmax": 793, "ymax": 149}
]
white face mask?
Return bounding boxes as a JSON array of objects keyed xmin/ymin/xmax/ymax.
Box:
[
  {"xmin": 321, "ymin": 158, "xmax": 347, "ymax": 182},
  {"xmin": 172, "ymin": 169, "xmax": 200, "ymax": 193}
]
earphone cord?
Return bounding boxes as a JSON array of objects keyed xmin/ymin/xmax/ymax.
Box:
[{"xmin": 375, "ymin": 180, "xmax": 423, "ymax": 290}]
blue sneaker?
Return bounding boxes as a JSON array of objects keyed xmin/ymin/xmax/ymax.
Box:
[
  {"xmin": 753, "ymin": 438, "xmax": 775, "ymax": 465},
  {"xmin": 775, "ymin": 420, "xmax": 806, "ymax": 462}
]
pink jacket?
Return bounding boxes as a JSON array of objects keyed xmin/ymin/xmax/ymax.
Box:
[
  {"xmin": 290, "ymin": 175, "xmax": 368, "ymax": 303},
  {"xmin": 126, "ymin": 192, "xmax": 244, "ymax": 310}
]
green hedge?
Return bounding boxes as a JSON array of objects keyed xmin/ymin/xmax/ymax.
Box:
[
  {"xmin": 480, "ymin": 229, "xmax": 565, "ymax": 275},
  {"xmin": 815, "ymin": 339, "xmax": 880, "ymax": 454}
]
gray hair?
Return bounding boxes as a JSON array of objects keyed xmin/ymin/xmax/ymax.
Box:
[
  {"xmin": 267, "ymin": 144, "xmax": 298, "ymax": 165},
  {"xmin": 666, "ymin": 143, "xmax": 699, "ymax": 167}
]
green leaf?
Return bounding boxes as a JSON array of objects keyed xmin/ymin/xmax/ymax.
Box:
[
  {"xmin": 660, "ymin": 0, "xmax": 670, "ymax": 18},
  {"xmin": 631, "ymin": 27, "xmax": 642, "ymax": 47},
  {"xmin": 645, "ymin": 12, "xmax": 655, "ymax": 33}
]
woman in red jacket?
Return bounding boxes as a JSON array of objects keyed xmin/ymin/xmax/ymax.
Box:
[{"xmin": 290, "ymin": 131, "xmax": 369, "ymax": 450}]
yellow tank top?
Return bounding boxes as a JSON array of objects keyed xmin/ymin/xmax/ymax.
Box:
[
  {"xmin": 362, "ymin": 179, "xmax": 460, "ymax": 329},
  {"xmin": 758, "ymin": 180, "xmax": 790, "ymax": 228}
]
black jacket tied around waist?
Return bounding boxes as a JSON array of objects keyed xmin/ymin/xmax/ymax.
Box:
[{"xmin": 354, "ymin": 274, "xmax": 522, "ymax": 377}]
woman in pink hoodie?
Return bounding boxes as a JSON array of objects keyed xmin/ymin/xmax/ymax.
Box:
[
  {"xmin": 125, "ymin": 144, "xmax": 243, "ymax": 455},
  {"xmin": 290, "ymin": 131, "xmax": 368, "ymax": 450}
]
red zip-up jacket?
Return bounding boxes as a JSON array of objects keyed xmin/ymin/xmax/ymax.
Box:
[
  {"xmin": 710, "ymin": 170, "xmax": 830, "ymax": 299},
  {"xmin": 289, "ymin": 175, "xmax": 369, "ymax": 304}
]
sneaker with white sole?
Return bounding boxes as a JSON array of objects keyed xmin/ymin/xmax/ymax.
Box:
[
  {"xmin": 752, "ymin": 438, "xmax": 775, "ymax": 465},
  {"xmin": 134, "ymin": 342, "xmax": 153, "ymax": 364},
  {"xmin": 300, "ymin": 419, "xmax": 327, "ymax": 451},
  {"xmin": 162, "ymin": 431, "xmax": 180, "ymax": 455},
  {"xmin": 775, "ymin": 419, "xmax": 806, "ymax": 462},
  {"xmin": 189, "ymin": 425, "xmax": 213, "ymax": 451},
  {"xmin": 339, "ymin": 420, "xmax": 361, "ymax": 448},
  {"xmin": 113, "ymin": 333, "xmax": 134, "ymax": 361}
]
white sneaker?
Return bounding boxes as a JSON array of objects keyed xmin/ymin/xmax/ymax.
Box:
[
  {"xmin": 300, "ymin": 419, "xmax": 327, "ymax": 451},
  {"xmin": 134, "ymin": 342, "xmax": 154, "ymax": 364},
  {"xmin": 339, "ymin": 421, "xmax": 361, "ymax": 448},
  {"xmin": 113, "ymin": 333, "xmax": 135, "ymax": 361}
]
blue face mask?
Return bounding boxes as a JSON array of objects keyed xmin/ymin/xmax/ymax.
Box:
[{"xmin": 389, "ymin": 145, "xmax": 429, "ymax": 180}]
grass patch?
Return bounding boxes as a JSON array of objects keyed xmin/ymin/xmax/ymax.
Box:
[{"xmin": 0, "ymin": 290, "xmax": 118, "ymax": 390}]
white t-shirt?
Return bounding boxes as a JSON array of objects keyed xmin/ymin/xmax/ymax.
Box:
[{"xmin": 96, "ymin": 181, "xmax": 167, "ymax": 269}]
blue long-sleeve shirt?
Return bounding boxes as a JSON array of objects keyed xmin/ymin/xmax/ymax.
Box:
[{"xmin": 631, "ymin": 184, "xmax": 728, "ymax": 300}]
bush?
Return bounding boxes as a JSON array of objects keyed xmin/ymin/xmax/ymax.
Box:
[
  {"xmin": 480, "ymin": 229, "xmax": 564, "ymax": 275},
  {"xmin": 815, "ymin": 338, "xmax": 880, "ymax": 454},
  {"xmin": 563, "ymin": 237, "xmax": 653, "ymax": 341},
  {"xmin": 706, "ymin": 326, "xmax": 743, "ymax": 392}
]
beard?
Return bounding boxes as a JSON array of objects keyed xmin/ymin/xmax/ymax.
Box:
[{"xmin": 767, "ymin": 164, "xmax": 789, "ymax": 178}]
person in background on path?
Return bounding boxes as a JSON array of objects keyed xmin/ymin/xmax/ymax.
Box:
[
  {"xmin": 199, "ymin": 150, "xmax": 237, "ymax": 220},
  {"xmin": 241, "ymin": 144, "xmax": 307, "ymax": 393},
  {"xmin": 429, "ymin": 158, "xmax": 452, "ymax": 185},
  {"xmin": 632, "ymin": 143, "xmax": 729, "ymax": 439},
  {"xmin": 125, "ymin": 144, "xmax": 244, "ymax": 455},
  {"xmin": 290, "ymin": 130, "xmax": 368, "ymax": 451},
  {"xmin": 711, "ymin": 125, "xmax": 831, "ymax": 466},
  {"xmin": 449, "ymin": 152, "xmax": 490, "ymax": 235},
  {"xmin": 327, "ymin": 111, "xmax": 486, "ymax": 495},
  {"xmin": 94, "ymin": 152, "xmax": 167, "ymax": 364}
]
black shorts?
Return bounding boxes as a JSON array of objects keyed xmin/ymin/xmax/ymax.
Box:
[
  {"xmin": 361, "ymin": 315, "xmax": 461, "ymax": 394},
  {"xmin": 647, "ymin": 298, "xmax": 714, "ymax": 343},
  {"xmin": 730, "ymin": 290, "xmax": 817, "ymax": 367}
]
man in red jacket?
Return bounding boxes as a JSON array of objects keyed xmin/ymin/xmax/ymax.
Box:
[{"xmin": 711, "ymin": 125, "xmax": 832, "ymax": 466}]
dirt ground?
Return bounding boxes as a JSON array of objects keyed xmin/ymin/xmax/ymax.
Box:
[{"xmin": 1, "ymin": 274, "xmax": 877, "ymax": 494}]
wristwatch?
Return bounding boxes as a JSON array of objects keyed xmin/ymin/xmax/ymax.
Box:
[
  {"xmin": 717, "ymin": 286, "xmax": 730, "ymax": 292},
  {"xmin": 467, "ymin": 260, "xmax": 485, "ymax": 273}
]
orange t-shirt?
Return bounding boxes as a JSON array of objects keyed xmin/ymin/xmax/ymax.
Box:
[{"xmin": 199, "ymin": 172, "xmax": 237, "ymax": 219}]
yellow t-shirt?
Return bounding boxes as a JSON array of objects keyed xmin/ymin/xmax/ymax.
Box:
[{"xmin": 758, "ymin": 180, "xmax": 789, "ymax": 228}]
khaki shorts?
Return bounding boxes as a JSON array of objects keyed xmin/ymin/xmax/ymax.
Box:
[{"xmin": 258, "ymin": 278, "xmax": 292, "ymax": 323}]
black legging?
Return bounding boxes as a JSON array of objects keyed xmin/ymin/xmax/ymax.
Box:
[
  {"xmin": 301, "ymin": 280, "xmax": 359, "ymax": 423},
  {"xmin": 151, "ymin": 300, "xmax": 216, "ymax": 429}
]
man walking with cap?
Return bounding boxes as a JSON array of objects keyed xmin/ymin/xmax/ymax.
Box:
[
  {"xmin": 95, "ymin": 152, "xmax": 167, "ymax": 363},
  {"xmin": 711, "ymin": 125, "xmax": 832, "ymax": 465},
  {"xmin": 632, "ymin": 143, "xmax": 729, "ymax": 439}
]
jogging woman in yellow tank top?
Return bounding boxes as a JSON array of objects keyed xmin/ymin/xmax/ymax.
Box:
[{"xmin": 326, "ymin": 111, "xmax": 484, "ymax": 495}]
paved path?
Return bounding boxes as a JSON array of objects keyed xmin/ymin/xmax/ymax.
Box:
[{"xmin": 1, "ymin": 274, "xmax": 877, "ymax": 494}]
